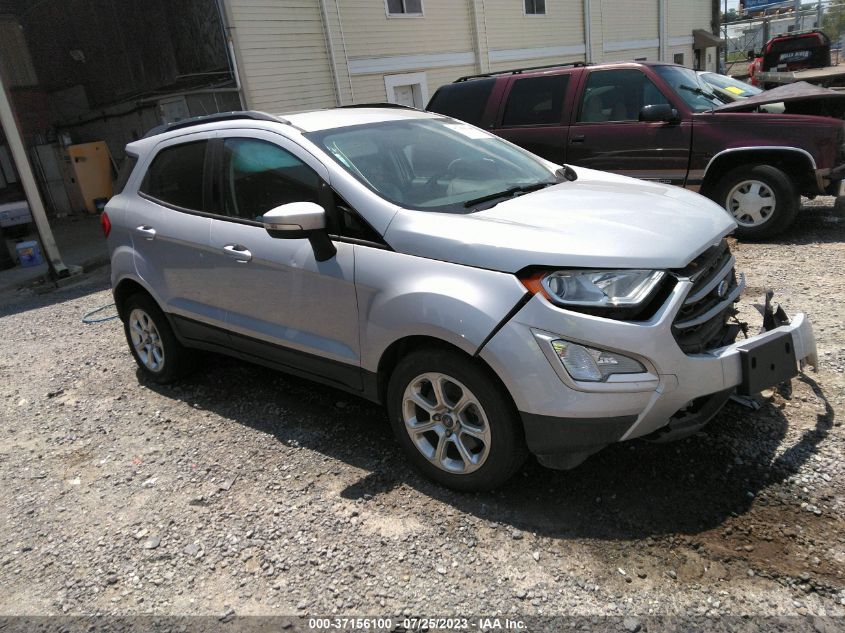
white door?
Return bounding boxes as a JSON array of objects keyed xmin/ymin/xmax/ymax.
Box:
[{"xmin": 393, "ymin": 84, "xmax": 419, "ymax": 108}]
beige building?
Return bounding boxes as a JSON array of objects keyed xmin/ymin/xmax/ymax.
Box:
[{"xmin": 221, "ymin": 0, "xmax": 722, "ymax": 113}]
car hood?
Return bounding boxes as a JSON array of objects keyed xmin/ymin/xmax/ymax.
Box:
[
  {"xmin": 714, "ymin": 81, "xmax": 845, "ymax": 112},
  {"xmin": 384, "ymin": 168, "xmax": 736, "ymax": 273}
]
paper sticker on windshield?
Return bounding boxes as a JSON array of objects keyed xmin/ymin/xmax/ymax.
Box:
[
  {"xmin": 444, "ymin": 123, "xmax": 494, "ymax": 140},
  {"xmin": 725, "ymin": 86, "xmax": 746, "ymax": 95}
]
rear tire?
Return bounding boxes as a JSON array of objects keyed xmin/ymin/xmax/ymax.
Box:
[
  {"xmin": 122, "ymin": 293, "xmax": 192, "ymax": 384},
  {"xmin": 386, "ymin": 348, "xmax": 527, "ymax": 491},
  {"xmin": 710, "ymin": 164, "xmax": 799, "ymax": 240}
]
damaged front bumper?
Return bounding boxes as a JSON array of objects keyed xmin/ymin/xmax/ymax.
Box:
[{"xmin": 478, "ymin": 281, "xmax": 818, "ymax": 470}]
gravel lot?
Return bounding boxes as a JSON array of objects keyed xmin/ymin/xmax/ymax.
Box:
[{"xmin": 0, "ymin": 199, "xmax": 843, "ymax": 629}]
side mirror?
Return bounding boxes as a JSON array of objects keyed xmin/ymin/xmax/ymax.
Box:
[
  {"xmin": 261, "ymin": 201, "xmax": 326, "ymax": 235},
  {"xmin": 261, "ymin": 201, "xmax": 336, "ymax": 262},
  {"xmin": 639, "ymin": 104, "xmax": 679, "ymax": 123}
]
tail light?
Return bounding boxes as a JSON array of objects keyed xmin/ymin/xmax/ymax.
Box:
[{"xmin": 100, "ymin": 210, "xmax": 111, "ymax": 238}]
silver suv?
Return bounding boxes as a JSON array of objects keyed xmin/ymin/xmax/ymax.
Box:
[{"xmin": 104, "ymin": 107, "xmax": 817, "ymax": 491}]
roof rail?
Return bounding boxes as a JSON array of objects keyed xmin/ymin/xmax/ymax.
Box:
[
  {"xmin": 142, "ymin": 110, "xmax": 288, "ymax": 139},
  {"xmin": 339, "ymin": 102, "xmax": 419, "ymax": 110},
  {"xmin": 455, "ymin": 61, "xmax": 588, "ymax": 83}
]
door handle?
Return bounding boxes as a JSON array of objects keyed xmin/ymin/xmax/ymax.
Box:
[
  {"xmin": 570, "ymin": 135, "xmax": 586, "ymax": 144},
  {"xmin": 135, "ymin": 225, "xmax": 156, "ymax": 240},
  {"xmin": 222, "ymin": 243, "xmax": 252, "ymax": 263}
]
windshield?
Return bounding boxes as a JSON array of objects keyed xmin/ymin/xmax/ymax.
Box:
[
  {"xmin": 305, "ymin": 118, "xmax": 559, "ymax": 213},
  {"xmin": 653, "ymin": 65, "xmax": 722, "ymax": 112},
  {"xmin": 699, "ymin": 72, "xmax": 762, "ymax": 99}
]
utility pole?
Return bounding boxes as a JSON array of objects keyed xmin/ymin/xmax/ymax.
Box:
[
  {"xmin": 0, "ymin": 61, "xmax": 67, "ymax": 279},
  {"xmin": 724, "ymin": 0, "xmax": 728, "ymax": 72},
  {"xmin": 795, "ymin": 0, "xmax": 801, "ymax": 30}
]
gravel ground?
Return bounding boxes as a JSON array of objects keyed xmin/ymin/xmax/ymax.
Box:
[{"xmin": 0, "ymin": 199, "xmax": 843, "ymax": 629}]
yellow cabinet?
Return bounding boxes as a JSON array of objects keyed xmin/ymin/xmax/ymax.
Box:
[{"xmin": 67, "ymin": 142, "xmax": 113, "ymax": 214}]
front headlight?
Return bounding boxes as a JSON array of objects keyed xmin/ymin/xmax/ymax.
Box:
[{"xmin": 522, "ymin": 269, "xmax": 666, "ymax": 309}]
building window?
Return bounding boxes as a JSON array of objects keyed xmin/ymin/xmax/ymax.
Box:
[
  {"xmin": 674, "ymin": 53, "xmax": 684, "ymax": 65},
  {"xmin": 524, "ymin": 0, "xmax": 546, "ymax": 15},
  {"xmin": 386, "ymin": 0, "xmax": 422, "ymax": 15}
]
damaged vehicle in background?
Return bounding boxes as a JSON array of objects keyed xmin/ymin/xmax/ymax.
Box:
[
  {"xmin": 428, "ymin": 61, "xmax": 845, "ymax": 239},
  {"xmin": 105, "ymin": 108, "xmax": 817, "ymax": 491},
  {"xmin": 710, "ymin": 79, "xmax": 845, "ymax": 121}
]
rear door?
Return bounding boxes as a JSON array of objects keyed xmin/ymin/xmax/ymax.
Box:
[
  {"xmin": 566, "ymin": 68, "xmax": 692, "ymax": 186},
  {"xmin": 493, "ymin": 73, "xmax": 574, "ymax": 164},
  {"xmin": 206, "ymin": 130, "xmax": 361, "ymax": 390},
  {"xmin": 130, "ymin": 133, "xmax": 227, "ymax": 334}
]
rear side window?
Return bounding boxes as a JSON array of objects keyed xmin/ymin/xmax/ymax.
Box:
[
  {"xmin": 114, "ymin": 154, "xmax": 138, "ymax": 195},
  {"xmin": 221, "ymin": 138, "xmax": 319, "ymax": 221},
  {"xmin": 502, "ymin": 74, "xmax": 569, "ymax": 126},
  {"xmin": 140, "ymin": 141, "xmax": 207, "ymax": 210},
  {"xmin": 426, "ymin": 78, "xmax": 496, "ymax": 126}
]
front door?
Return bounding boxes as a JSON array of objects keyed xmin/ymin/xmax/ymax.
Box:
[
  {"xmin": 566, "ymin": 68, "xmax": 692, "ymax": 187},
  {"xmin": 207, "ymin": 132, "xmax": 361, "ymax": 390}
]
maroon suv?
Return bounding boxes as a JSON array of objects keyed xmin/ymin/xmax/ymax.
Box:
[{"xmin": 427, "ymin": 61, "xmax": 845, "ymax": 239}]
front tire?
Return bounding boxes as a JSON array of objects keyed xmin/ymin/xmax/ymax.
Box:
[
  {"xmin": 122, "ymin": 293, "xmax": 191, "ymax": 384},
  {"xmin": 386, "ymin": 348, "xmax": 527, "ymax": 491},
  {"xmin": 711, "ymin": 164, "xmax": 799, "ymax": 240}
]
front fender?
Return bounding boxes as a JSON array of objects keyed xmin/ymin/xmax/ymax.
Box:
[{"xmin": 354, "ymin": 247, "xmax": 527, "ymax": 373}]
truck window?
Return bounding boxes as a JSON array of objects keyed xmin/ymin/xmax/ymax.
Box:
[
  {"xmin": 427, "ymin": 78, "xmax": 496, "ymax": 127},
  {"xmin": 501, "ymin": 75, "xmax": 569, "ymax": 127},
  {"xmin": 578, "ymin": 69, "xmax": 669, "ymax": 122}
]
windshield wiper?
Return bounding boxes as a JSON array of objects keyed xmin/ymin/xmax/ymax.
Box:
[
  {"xmin": 679, "ymin": 84, "xmax": 720, "ymax": 102},
  {"xmin": 463, "ymin": 182, "xmax": 554, "ymax": 209}
]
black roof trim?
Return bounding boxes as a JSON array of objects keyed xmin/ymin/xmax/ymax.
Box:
[
  {"xmin": 455, "ymin": 61, "xmax": 588, "ymax": 83},
  {"xmin": 142, "ymin": 111, "xmax": 289, "ymax": 139},
  {"xmin": 338, "ymin": 102, "xmax": 419, "ymax": 110}
]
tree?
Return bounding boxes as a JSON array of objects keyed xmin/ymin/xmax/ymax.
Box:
[
  {"xmin": 723, "ymin": 8, "xmax": 740, "ymax": 23},
  {"xmin": 823, "ymin": 0, "xmax": 845, "ymax": 43}
]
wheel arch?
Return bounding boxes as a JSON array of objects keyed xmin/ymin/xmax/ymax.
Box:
[
  {"xmin": 374, "ymin": 335, "xmax": 518, "ymax": 415},
  {"xmin": 113, "ymin": 276, "xmax": 160, "ymax": 322},
  {"xmin": 700, "ymin": 147, "xmax": 817, "ymax": 197}
]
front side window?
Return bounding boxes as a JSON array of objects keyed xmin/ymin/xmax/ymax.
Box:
[
  {"xmin": 524, "ymin": 0, "xmax": 546, "ymax": 14},
  {"xmin": 578, "ymin": 69, "xmax": 670, "ymax": 122},
  {"xmin": 306, "ymin": 118, "xmax": 558, "ymax": 213},
  {"xmin": 502, "ymin": 75, "xmax": 569, "ymax": 126},
  {"xmin": 386, "ymin": 0, "xmax": 422, "ymax": 15},
  {"xmin": 140, "ymin": 141, "xmax": 207, "ymax": 210},
  {"xmin": 221, "ymin": 138, "xmax": 319, "ymax": 221}
]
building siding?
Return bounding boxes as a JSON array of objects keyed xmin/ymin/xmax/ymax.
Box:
[
  {"xmin": 225, "ymin": 0, "xmax": 338, "ymax": 111},
  {"xmin": 224, "ymin": 0, "xmax": 717, "ymax": 113}
]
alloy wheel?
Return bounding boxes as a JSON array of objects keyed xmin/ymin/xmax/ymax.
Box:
[
  {"xmin": 401, "ymin": 372, "xmax": 491, "ymax": 474},
  {"xmin": 128, "ymin": 308, "xmax": 165, "ymax": 372}
]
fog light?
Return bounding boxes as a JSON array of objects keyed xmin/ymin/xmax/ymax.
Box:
[{"xmin": 551, "ymin": 340, "xmax": 646, "ymax": 382}]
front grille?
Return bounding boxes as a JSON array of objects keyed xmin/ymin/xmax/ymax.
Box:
[{"xmin": 671, "ymin": 240, "xmax": 744, "ymax": 354}]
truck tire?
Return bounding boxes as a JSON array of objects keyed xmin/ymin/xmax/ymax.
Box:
[
  {"xmin": 710, "ymin": 164, "xmax": 799, "ymax": 240},
  {"xmin": 386, "ymin": 348, "xmax": 527, "ymax": 491}
]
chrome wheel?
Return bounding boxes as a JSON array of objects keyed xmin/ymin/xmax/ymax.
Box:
[
  {"xmin": 402, "ymin": 372, "xmax": 491, "ymax": 475},
  {"xmin": 726, "ymin": 179, "xmax": 776, "ymax": 227},
  {"xmin": 128, "ymin": 308, "xmax": 165, "ymax": 372}
]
